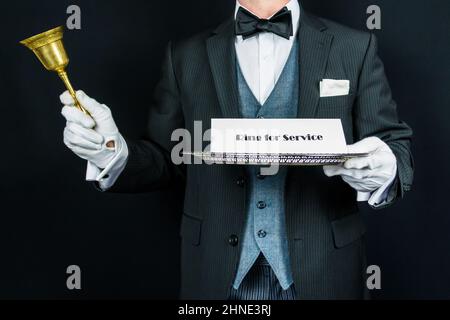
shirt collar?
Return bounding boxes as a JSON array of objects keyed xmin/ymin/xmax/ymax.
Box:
[{"xmin": 234, "ymin": 0, "xmax": 301, "ymax": 40}]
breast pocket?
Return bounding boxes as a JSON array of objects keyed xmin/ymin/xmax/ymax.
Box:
[
  {"xmin": 319, "ymin": 92, "xmax": 354, "ymax": 108},
  {"xmin": 317, "ymin": 93, "xmax": 355, "ymax": 119}
]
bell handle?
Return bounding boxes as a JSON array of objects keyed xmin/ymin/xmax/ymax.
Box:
[{"xmin": 57, "ymin": 71, "xmax": 92, "ymax": 117}]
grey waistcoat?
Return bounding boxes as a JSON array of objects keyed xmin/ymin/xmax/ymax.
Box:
[{"xmin": 233, "ymin": 41, "xmax": 299, "ymax": 290}]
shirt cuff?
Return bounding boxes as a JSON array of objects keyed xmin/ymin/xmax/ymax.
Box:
[{"xmin": 85, "ymin": 134, "xmax": 129, "ymax": 191}]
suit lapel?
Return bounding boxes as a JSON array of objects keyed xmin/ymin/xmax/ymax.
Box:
[
  {"xmin": 297, "ymin": 13, "xmax": 333, "ymax": 119},
  {"xmin": 206, "ymin": 18, "xmax": 242, "ymax": 119}
]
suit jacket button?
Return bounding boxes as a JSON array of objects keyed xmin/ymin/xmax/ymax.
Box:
[
  {"xmin": 228, "ymin": 235, "xmax": 239, "ymax": 247},
  {"xmin": 236, "ymin": 177, "xmax": 245, "ymax": 187}
]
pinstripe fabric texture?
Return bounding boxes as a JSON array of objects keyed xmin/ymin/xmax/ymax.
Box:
[
  {"xmin": 229, "ymin": 255, "xmax": 296, "ymax": 300},
  {"xmin": 108, "ymin": 4, "xmax": 414, "ymax": 300}
]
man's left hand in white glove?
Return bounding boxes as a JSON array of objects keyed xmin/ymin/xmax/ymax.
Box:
[{"xmin": 323, "ymin": 137, "xmax": 397, "ymax": 204}]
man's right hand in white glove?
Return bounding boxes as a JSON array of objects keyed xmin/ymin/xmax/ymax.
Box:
[{"xmin": 60, "ymin": 90, "xmax": 122, "ymax": 169}]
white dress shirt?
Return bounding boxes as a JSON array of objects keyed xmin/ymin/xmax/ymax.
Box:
[
  {"xmin": 235, "ymin": 0, "xmax": 301, "ymax": 105},
  {"xmin": 87, "ymin": 0, "xmax": 393, "ymax": 206}
]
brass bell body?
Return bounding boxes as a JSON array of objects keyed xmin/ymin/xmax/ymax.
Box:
[{"xmin": 20, "ymin": 26, "xmax": 90, "ymax": 115}]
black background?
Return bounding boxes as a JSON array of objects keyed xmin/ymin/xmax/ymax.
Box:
[{"xmin": 0, "ymin": 0, "xmax": 449, "ymax": 299}]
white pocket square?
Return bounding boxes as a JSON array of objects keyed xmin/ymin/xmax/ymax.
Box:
[{"xmin": 320, "ymin": 79, "xmax": 350, "ymax": 97}]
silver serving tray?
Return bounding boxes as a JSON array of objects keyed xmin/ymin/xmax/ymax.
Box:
[{"xmin": 183, "ymin": 152, "xmax": 369, "ymax": 166}]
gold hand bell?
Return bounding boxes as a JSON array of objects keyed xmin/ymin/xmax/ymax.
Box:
[{"xmin": 20, "ymin": 26, "xmax": 91, "ymax": 116}]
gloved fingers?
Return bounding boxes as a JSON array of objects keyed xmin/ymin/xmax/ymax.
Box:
[
  {"xmin": 347, "ymin": 150, "xmax": 396, "ymax": 170},
  {"xmin": 323, "ymin": 164, "xmax": 343, "ymax": 177},
  {"xmin": 66, "ymin": 122, "xmax": 104, "ymax": 145},
  {"xmin": 343, "ymin": 156, "xmax": 371, "ymax": 170},
  {"xmin": 342, "ymin": 174, "xmax": 381, "ymax": 187},
  {"xmin": 60, "ymin": 91, "xmax": 75, "ymax": 106},
  {"xmin": 61, "ymin": 106, "xmax": 96, "ymax": 129},
  {"xmin": 347, "ymin": 136, "xmax": 385, "ymax": 154},
  {"xmin": 64, "ymin": 127, "xmax": 102, "ymax": 150},
  {"xmin": 324, "ymin": 165, "xmax": 372, "ymax": 179},
  {"xmin": 64, "ymin": 143, "xmax": 96, "ymax": 159},
  {"xmin": 325, "ymin": 166, "xmax": 374, "ymax": 180},
  {"xmin": 325, "ymin": 165, "xmax": 382, "ymax": 192},
  {"xmin": 63, "ymin": 134, "xmax": 91, "ymax": 157},
  {"xmin": 76, "ymin": 90, "xmax": 109, "ymax": 119},
  {"xmin": 341, "ymin": 178, "xmax": 377, "ymax": 193},
  {"xmin": 344, "ymin": 154, "xmax": 381, "ymax": 170}
]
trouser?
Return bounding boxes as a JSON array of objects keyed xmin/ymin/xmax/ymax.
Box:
[{"xmin": 229, "ymin": 254, "xmax": 296, "ymax": 300}]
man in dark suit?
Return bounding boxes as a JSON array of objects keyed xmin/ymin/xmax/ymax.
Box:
[{"xmin": 59, "ymin": 0, "xmax": 413, "ymax": 299}]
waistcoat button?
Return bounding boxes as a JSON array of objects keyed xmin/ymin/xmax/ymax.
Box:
[
  {"xmin": 257, "ymin": 230, "xmax": 267, "ymax": 238},
  {"xmin": 257, "ymin": 201, "xmax": 267, "ymax": 209}
]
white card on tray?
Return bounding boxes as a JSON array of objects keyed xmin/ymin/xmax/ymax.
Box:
[{"xmin": 210, "ymin": 119, "xmax": 348, "ymax": 155}]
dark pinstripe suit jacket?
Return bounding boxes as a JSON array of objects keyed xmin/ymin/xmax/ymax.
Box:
[{"xmin": 108, "ymin": 11, "xmax": 414, "ymax": 299}]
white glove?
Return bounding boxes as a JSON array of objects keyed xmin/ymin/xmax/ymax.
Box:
[
  {"xmin": 323, "ymin": 137, "xmax": 397, "ymax": 193},
  {"xmin": 60, "ymin": 90, "xmax": 122, "ymax": 169}
]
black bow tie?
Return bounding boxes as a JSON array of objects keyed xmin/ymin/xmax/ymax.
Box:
[{"xmin": 235, "ymin": 6, "xmax": 293, "ymax": 40}]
